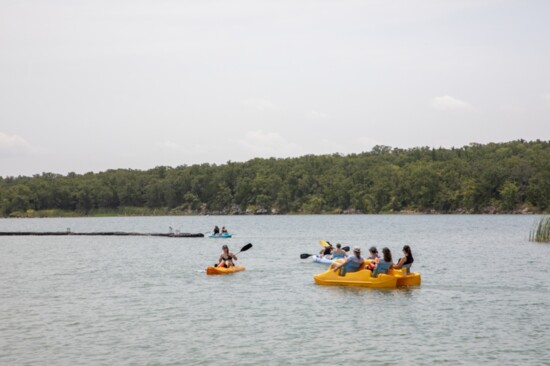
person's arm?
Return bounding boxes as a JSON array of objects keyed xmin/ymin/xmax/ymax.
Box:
[
  {"xmin": 393, "ymin": 257, "xmax": 406, "ymax": 269},
  {"xmin": 333, "ymin": 257, "xmax": 350, "ymax": 272},
  {"xmin": 230, "ymin": 252, "xmax": 238, "ymax": 261}
]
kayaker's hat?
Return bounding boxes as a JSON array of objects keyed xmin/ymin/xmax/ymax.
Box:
[
  {"xmin": 353, "ymin": 246, "xmax": 360, "ymax": 253},
  {"xmin": 369, "ymin": 246, "xmax": 377, "ymax": 252},
  {"xmin": 222, "ymin": 245, "xmax": 228, "ymax": 249}
]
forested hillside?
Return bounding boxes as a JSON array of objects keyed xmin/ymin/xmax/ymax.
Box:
[{"xmin": 1, "ymin": 140, "xmax": 549, "ymax": 217}]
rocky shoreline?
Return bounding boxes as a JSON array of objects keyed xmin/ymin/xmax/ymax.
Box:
[
  {"xmin": 170, "ymin": 205, "xmax": 539, "ymax": 216},
  {"xmin": 4, "ymin": 205, "xmax": 543, "ymax": 218}
]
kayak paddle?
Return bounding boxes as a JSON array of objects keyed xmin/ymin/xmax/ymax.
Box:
[
  {"xmin": 236, "ymin": 243, "xmax": 253, "ymax": 254},
  {"xmin": 319, "ymin": 240, "xmax": 331, "ymax": 248}
]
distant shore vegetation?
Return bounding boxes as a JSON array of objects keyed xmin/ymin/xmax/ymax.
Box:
[{"xmin": 1, "ymin": 140, "xmax": 549, "ymax": 218}]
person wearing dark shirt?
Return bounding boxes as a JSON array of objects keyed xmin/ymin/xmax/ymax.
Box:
[{"xmin": 393, "ymin": 245, "xmax": 414, "ymax": 269}]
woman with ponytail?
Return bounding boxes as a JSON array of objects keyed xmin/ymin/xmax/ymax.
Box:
[{"xmin": 332, "ymin": 247, "xmax": 364, "ymax": 275}]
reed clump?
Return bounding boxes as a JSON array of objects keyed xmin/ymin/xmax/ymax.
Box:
[{"xmin": 530, "ymin": 216, "xmax": 550, "ymax": 242}]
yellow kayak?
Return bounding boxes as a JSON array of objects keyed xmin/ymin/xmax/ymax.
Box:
[
  {"xmin": 313, "ymin": 259, "xmax": 421, "ymax": 288},
  {"xmin": 206, "ymin": 265, "xmax": 246, "ymax": 275}
]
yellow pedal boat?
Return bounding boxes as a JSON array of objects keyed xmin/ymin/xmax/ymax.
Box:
[
  {"xmin": 313, "ymin": 260, "xmax": 421, "ymax": 288},
  {"xmin": 388, "ymin": 268, "xmax": 421, "ymax": 287},
  {"xmin": 314, "ymin": 267, "xmax": 397, "ymax": 288}
]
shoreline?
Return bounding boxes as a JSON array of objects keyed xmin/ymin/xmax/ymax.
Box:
[{"xmin": 2, "ymin": 207, "xmax": 544, "ymax": 219}]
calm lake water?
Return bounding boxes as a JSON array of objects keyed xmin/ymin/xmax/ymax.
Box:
[{"xmin": 1, "ymin": 215, "xmax": 549, "ymax": 365}]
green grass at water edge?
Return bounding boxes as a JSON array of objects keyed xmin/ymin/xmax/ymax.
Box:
[{"xmin": 530, "ymin": 216, "xmax": 550, "ymax": 242}]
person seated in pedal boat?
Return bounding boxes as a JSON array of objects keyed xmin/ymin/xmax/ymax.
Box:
[
  {"xmin": 366, "ymin": 246, "xmax": 379, "ymax": 271},
  {"xmin": 217, "ymin": 244, "xmax": 237, "ymax": 268},
  {"xmin": 332, "ymin": 247, "xmax": 365, "ymax": 275},
  {"xmin": 213, "ymin": 226, "xmax": 220, "ymax": 235},
  {"xmin": 319, "ymin": 242, "xmax": 333, "ymax": 258},
  {"xmin": 331, "ymin": 243, "xmax": 347, "ymax": 259},
  {"xmin": 392, "ymin": 245, "xmax": 414, "ymax": 270},
  {"xmin": 372, "ymin": 247, "xmax": 393, "ymax": 276},
  {"xmin": 221, "ymin": 226, "xmax": 228, "ymax": 234}
]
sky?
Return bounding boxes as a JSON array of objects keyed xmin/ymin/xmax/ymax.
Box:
[{"xmin": 1, "ymin": 0, "xmax": 549, "ymax": 177}]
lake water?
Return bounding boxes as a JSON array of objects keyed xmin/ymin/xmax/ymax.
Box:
[{"xmin": 1, "ymin": 215, "xmax": 549, "ymax": 365}]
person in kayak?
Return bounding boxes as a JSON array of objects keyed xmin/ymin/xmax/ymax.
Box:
[
  {"xmin": 213, "ymin": 226, "xmax": 220, "ymax": 235},
  {"xmin": 332, "ymin": 247, "xmax": 364, "ymax": 275},
  {"xmin": 221, "ymin": 226, "xmax": 228, "ymax": 234},
  {"xmin": 393, "ymin": 245, "xmax": 414, "ymax": 269},
  {"xmin": 331, "ymin": 243, "xmax": 347, "ymax": 259},
  {"xmin": 366, "ymin": 246, "xmax": 379, "ymax": 271},
  {"xmin": 217, "ymin": 244, "xmax": 237, "ymax": 268},
  {"xmin": 319, "ymin": 243, "xmax": 333, "ymax": 258}
]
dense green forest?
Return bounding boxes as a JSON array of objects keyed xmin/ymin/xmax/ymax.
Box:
[{"xmin": 1, "ymin": 140, "xmax": 549, "ymax": 217}]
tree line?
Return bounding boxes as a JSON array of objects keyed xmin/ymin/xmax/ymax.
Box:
[{"xmin": 1, "ymin": 140, "xmax": 549, "ymax": 217}]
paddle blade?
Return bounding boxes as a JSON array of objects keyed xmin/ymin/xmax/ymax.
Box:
[
  {"xmin": 240, "ymin": 243, "xmax": 253, "ymax": 252},
  {"xmin": 319, "ymin": 240, "xmax": 331, "ymax": 248},
  {"xmin": 300, "ymin": 253, "xmax": 313, "ymax": 259},
  {"xmin": 343, "ymin": 246, "xmax": 350, "ymax": 252}
]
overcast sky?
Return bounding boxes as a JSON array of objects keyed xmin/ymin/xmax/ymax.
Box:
[{"xmin": 1, "ymin": 0, "xmax": 549, "ymax": 177}]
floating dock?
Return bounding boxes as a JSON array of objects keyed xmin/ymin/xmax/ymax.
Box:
[{"xmin": 0, "ymin": 231, "xmax": 204, "ymax": 238}]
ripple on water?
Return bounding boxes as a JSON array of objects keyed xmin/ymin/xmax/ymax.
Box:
[{"xmin": 1, "ymin": 215, "xmax": 550, "ymax": 365}]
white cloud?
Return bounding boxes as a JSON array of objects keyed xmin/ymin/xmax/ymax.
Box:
[
  {"xmin": 307, "ymin": 109, "xmax": 329, "ymax": 120},
  {"xmin": 431, "ymin": 96, "xmax": 473, "ymax": 111},
  {"xmin": 0, "ymin": 132, "xmax": 35, "ymax": 157},
  {"xmin": 499, "ymin": 104, "xmax": 522, "ymax": 114},
  {"xmin": 237, "ymin": 130, "xmax": 304, "ymax": 157},
  {"xmin": 156, "ymin": 139, "xmax": 208, "ymax": 156},
  {"xmin": 542, "ymin": 94, "xmax": 550, "ymax": 107},
  {"xmin": 158, "ymin": 140, "xmax": 183, "ymax": 151},
  {"xmin": 241, "ymin": 98, "xmax": 278, "ymax": 112}
]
